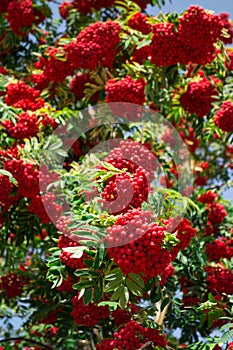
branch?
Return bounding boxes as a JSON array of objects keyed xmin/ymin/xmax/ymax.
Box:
[
  {"xmin": 0, "ymin": 337, "xmax": 52, "ymax": 349},
  {"xmin": 138, "ymin": 341, "xmax": 154, "ymax": 350}
]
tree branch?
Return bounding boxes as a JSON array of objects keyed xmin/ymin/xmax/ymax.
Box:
[
  {"xmin": 138, "ymin": 341, "xmax": 154, "ymax": 350},
  {"xmin": 0, "ymin": 337, "xmax": 52, "ymax": 349}
]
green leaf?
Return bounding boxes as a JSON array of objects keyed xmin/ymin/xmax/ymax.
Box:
[
  {"xmin": 74, "ymin": 269, "xmax": 91, "ymax": 277},
  {"xmin": 62, "ymin": 246, "xmax": 85, "ymax": 258},
  {"xmin": 119, "ymin": 287, "xmax": 129, "ymax": 309},
  {"xmin": 111, "ymin": 286, "xmax": 124, "ymax": 301},
  {"xmin": 126, "ymin": 277, "xmax": 143, "ymax": 296},
  {"xmin": 83, "ymin": 288, "xmax": 92, "ymax": 305},
  {"xmin": 128, "ymin": 273, "xmax": 144, "ymax": 288},
  {"xmin": 94, "ymin": 243, "xmax": 105, "ymax": 270},
  {"xmin": 98, "ymin": 301, "xmax": 118, "ymax": 309},
  {"xmin": 160, "ymin": 297, "xmax": 170, "ymax": 312}
]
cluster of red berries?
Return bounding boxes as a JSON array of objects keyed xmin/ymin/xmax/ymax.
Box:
[
  {"xmin": 214, "ymin": 100, "xmax": 233, "ymax": 132},
  {"xmin": 37, "ymin": 48, "xmax": 75, "ymax": 83},
  {"xmin": 160, "ymin": 264, "xmax": 175, "ymax": 286},
  {"xmin": 226, "ymin": 48, "xmax": 233, "ymax": 71},
  {"xmin": 218, "ymin": 12, "xmax": 233, "ymax": 44},
  {"xmin": 206, "ymin": 237, "xmax": 233, "ymax": 262},
  {"xmin": 106, "ymin": 209, "xmax": 172, "ymax": 280},
  {"xmin": 100, "ymin": 140, "xmax": 157, "ymax": 213},
  {"xmin": 167, "ymin": 218, "xmax": 196, "ymax": 259},
  {"xmin": 132, "ymin": 45, "xmax": 151, "ymax": 64},
  {"xmin": 128, "ymin": 12, "xmax": 151, "ymax": 35},
  {"xmin": 59, "ymin": 1, "xmax": 73, "ymax": 19},
  {"xmin": 206, "ymin": 265, "xmax": 233, "ymax": 295},
  {"xmin": 0, "ymin": 272, "xmax": 27, "ymax": 298},
  {"xmin": 102, "ymin": 169, "xmax": 148, "ymax": 214},
  {"xmin": 197, "ymin": 190, "xmax": 218, "ymax": 204},
  {"xmin": 5, "ymin": 81, "xmax": 44, "ymax": 111},
  {"xmin": 58, "ymin": 235, "xmax": 87, "ymax": 269},
  {"xmin": 6, "ymin": 0, "xmax": 35, "ymax": 36},
  {"xmin": 4, "ymin": 159, "xmax": 39, "ymax": 198},
  {"xmin": 65, "ymin": 20, "xmax": 121, "ymax": 70},
  {"xmin": 96, "ymin": 320, "xmax": 166, "ymax": 349},
  {"xmin": 178, "ymin": 6, "xmax": 223, "ymax": 64},
  {"xmin": 0, "ymin": 175, "xmax": 18, "ymax": 211},
  {"xmin": 29, "ymin": 193, "xmax": 63, "ymax": 224},
  {"xmin": 57, "ymin": 276, "xmax": 75, "ymax": 293},
  {"xmin": 2, "ymin": 112, "xmax": 39, "ymax": 139},
  {"xmin": 208, "ymin": 203, "xmax": 227, "ymax": 225},
  {"xmin": 70, "ymin": 73, "xmax": 99, "ymax": 102},
  {"xmin": 105, "ymin": 76, "xmax": 146, "ymax": 106},
  {"xmin": 150, "ymin": 6, "xmax": 226, "ymax": 66},
  {"xmin": 180, "ymin": 76, "xmax": 218, "ymax": 118},
  {"xmin": 150, "ymin": 22, "xmax": 183, "ymax": 67},
  {"xmin": 71, "ymin": 295, "xmax": 109, "ymax": 326}
]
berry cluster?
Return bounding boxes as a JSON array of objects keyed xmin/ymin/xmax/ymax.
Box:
[
  {"xmin": 218, "ymin": 12, "xmax": 233, "ymax": 44},
  {"xmin": 57, "ymin": 276, "xmax": 75, "ymax": 293},
  {"xmin": 37, "ymin": 48, "xmax": 75, "ymax": 83},
  {"xmin": 71, "ymin": 295, "xmax": 109, "ymax": 326},
  {"xmin": 65, "ymin": 21, "xmax": 121, "ymax": 70},
  {"xmin": 101, "ymin": 140, "xmax": 157, "ymax": 213},
  {"xmin": 150, "ymin": 6, "xmax": 225, "ymax": 66},
  {"xmin": 0, "ymin": 175, "xmax": 18, "ymax": 211},
  {"xmin": 4, "ymin": 159, "xmax": 39, "ymax": 198},
  {"xmin": 128, "ymin": 12, "xmax": 151, "ymax": 35},
  {"xmin": 96, "ymin": 320, "xmax": 166, "ymax": 349},
  {"xmin": 105, "ymin": 76, "xmax": 146, "ymax": 106},
  {"xmin": 206, "ymin": 237, "xmax": 233, "ymax": 262},
  {"xmin": 6, "ymin": 0, "xmax": 35, "ymax": 36},
  {"xmin": 226, "ymin": 48, "xmax": 233, "ymax": 71},
  {"xmin": 5, "ymin": 81, "xmax": 44, "ymax": 111},
  {"xmin": 206, "ymin": 265, "xmax": 233, "ymax": 295},
  {"xmin": 208, "ymin": 203, "xmax": 227, "ymax": 225},
  {"xmin": 197, "ymin": 191, "xmax": 218, "ymax": 204},
  {"xmin": 132, "ymin": 45, "xmax": 151, "ymax": 64},
  {"xmin": 178, "ymin": 6, "xmax": 223, "ymax": 64},
  {"xmin": 168, "ymin": 218, "xmax": 196, "ymax": 259},
  {"xmin": 102, "ymin": 169, "xmax": 148, "ymax": 214},
  {"xmin": 214, "ymin": 101, "xmax": 233, "ymax": 132},
  {"xmin": 0, "ymin": 272, "xmax": 27, "ymax": 298},
  {"xmin": 28, "ymin": 193, "xmax": 63, "ymax": 224},
  {"xmin": 180, "ymin": 76, "xmax": 218, "ymax": 118},
  {"xmin": 2, "ymin": 112, "xmax": 39, "ymax": 139},
  {"xmin": 160, "ymin": 264, "xmax": 175, "ymax": 286},
  {"xmin": 59, "ymin": 1, "xmax": 73, "ymax": 19},
  {"xmin": 106, "ymin": 209, "xmax": 172, "ymax": 280},
  {"xmin": 150, "ymin": 22, "xmax": 183, "ymax": 67}
]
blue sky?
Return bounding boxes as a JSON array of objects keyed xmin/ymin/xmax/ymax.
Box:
[{"xmin": 148, "ymin": 0, "xmax": 233, "ymax": 17}]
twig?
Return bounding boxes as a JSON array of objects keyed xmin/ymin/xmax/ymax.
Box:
[
  {"xmin": 0, "ymin": 337, "xmax": 52, "ymax": 349},
  {"xmin": 138, "ymin": 341, "xmax": 154, "ymax": 350}
]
